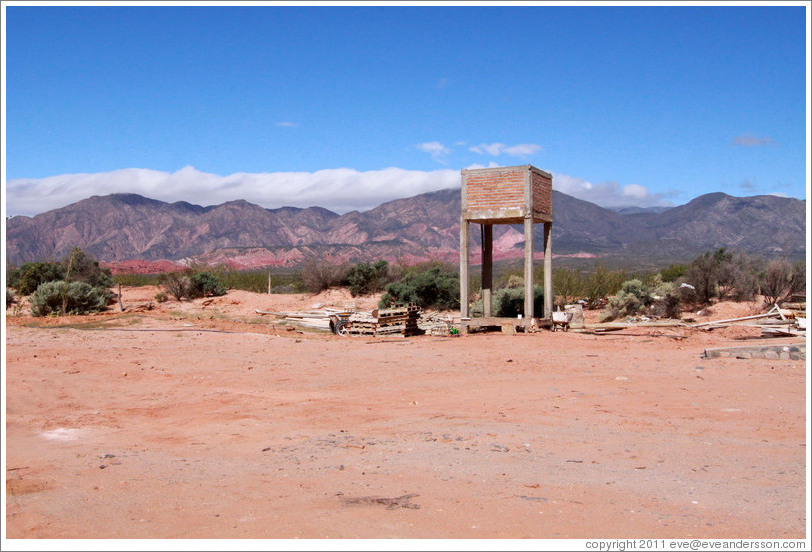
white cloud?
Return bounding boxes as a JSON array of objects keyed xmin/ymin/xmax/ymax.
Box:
[
  {"xmin": 469, "ymin": 142, "xmax": 543, "ymax": 157},
  {"xmin": 464, "ymin": 162, "xmax": 501, "ymax": 170},
  {"xmin": 470, "ymin": 143, "xmax": 506, "ymax": 156},
  {"xmin": 275, "ymin": 121, "xmax": 297, "ymax": 127},
  {"xmin": 503, "ymin": 143, "xmax": 543, "ymax": 156},
  {"xmin": 5, "ymin": 165, "xmax": 676, "ymax": 218},
  {"xmin": 415, "ymin": 141, "xmax": 451, "ymax": 161},
  {"xmin": 622, "ymin": 183, "xmax": 649, "ymax": 199},
  {"xmin": 5, "ymin": 166, "xmax": 461, "ymax": 217},
  {"xmin": 551, "ymin": 172, "xmax": 673, "ymax": 209}
]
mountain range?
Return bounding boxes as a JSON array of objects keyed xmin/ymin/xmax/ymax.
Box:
[{"xmin": 5, "ymin": 189, "xmax": 806, "ymax": 272}]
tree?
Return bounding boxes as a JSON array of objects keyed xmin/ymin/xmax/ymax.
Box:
[
  {"xmin": 63, "ymin": 248, "xmax": 114, "ymax": 290},
  {"xmin": 683, "ymin": 248, "xmax": 759, "ymax": 305},
  {"xmin": 346, "ymin": 260, "xmax": 389, "ymax": 296},
  {"xmin": 10, "ymin": 262, "xmax": 66, "ymax": 295}
]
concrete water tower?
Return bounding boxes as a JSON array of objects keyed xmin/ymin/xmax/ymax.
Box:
[{"xmin": 459, "ymin": 164, "xmax": 553, "ymax": 332}]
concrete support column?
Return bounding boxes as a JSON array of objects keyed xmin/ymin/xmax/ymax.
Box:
[
  {"xmin": 523, "ymin": 216, "xmax": 534, "ymax": 319},
  {"xmin": 482, "ymin": 223, "xmax": 493, "ymax": 318},
  {"xmin": 460, "ymin": 218, "xmax": 470, "ymax": 318},
  {"xmin": 543, "ymin": 222, "xmax": 553, "ymax": 318}
]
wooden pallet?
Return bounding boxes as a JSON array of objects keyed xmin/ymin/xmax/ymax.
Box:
[{"xmin": 345, "ymin": 304, "xmax": 425, "ymax": 337}]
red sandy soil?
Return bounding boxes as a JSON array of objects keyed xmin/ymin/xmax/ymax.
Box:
[{"xmin": 4, "ymin": 287, "xmax": 807, "ymax": 540}]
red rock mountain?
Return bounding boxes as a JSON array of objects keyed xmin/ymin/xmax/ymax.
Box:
[{"xmin": 5, "ymin": 189, "xmax": 806, "ymax": 270}]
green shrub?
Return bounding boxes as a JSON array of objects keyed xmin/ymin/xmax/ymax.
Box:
[
  {"xmin": 8, "ymin": 249, "xmax": 114, "ymax": 301},
  {"xmin": 599, "ymin": 275, "xmax": 684, "ymax": 320},
  {"xmin": 6, "ymin": 288, "xmax": 16, "ymax": 309},
  {"xmin": 379, "ymin": 262, "xmax": 459, "ymax": 310},
  {"xmin": 649, "ymin": 280, "xmax": 682, "ymax": 319},
  {"xmin": 12, "ymin": 262, "xmax": 67, "ymax": 295},
  {"xmin": 553, "ymin": 267, "xmax": 585, "ymax": 307},
  {"xmin": 583, "ymin": 264, "xmax": 627, "ymax": 309},
  {"xmin": 494, "ymin": 269, "xmax": 524, "ymax": 290},
  {"xmin": 218, "ymin": 269, "xmax": 267, "ymax": 293},
  {"xmin": 346, "ymin": 260, "xmax": 390, "ymax": 297},
  {"xmin": 30, "ymin": 281, "xmax": 108, "ymax": 316},
  {"xmin": 493, "ymin": 285, "xmax": 545, "ymax": 318},
  {"xmin": 64, "ymin": 248, "xmax": 114, "ymax": 290},
  {"xmin": 189, "ymin": 271, "xmax": 227, "ymax": 298},
  {"xmin": 659, "ymin": 263, "xmax": 688, "ymax": 283},
  {"xmin": 600, "ymin": 279, "xmax": 653, "ymax": 321},
  {"xmin": 158, "ymin": 269, "xmax": 227, "ymax": 300}
]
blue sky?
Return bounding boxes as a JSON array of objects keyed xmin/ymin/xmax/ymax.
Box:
[{"xmin": 2, "ymin": 2, "xmax": 809, "ymax": 217}]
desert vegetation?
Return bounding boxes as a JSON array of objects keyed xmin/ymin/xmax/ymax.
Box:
[
  {"xmin": 7, "ymin": 245, "xmax": 804, "ymax": 322},
  {"xmin": 378, "ymin": 261, "xmax": 460, "ymax": 310},
  {"xmin": 157, "ymin": 270, "xmax": 227, "ymax": 301},
  {"xmin": 6, "ymin": 248, "xmax": 115, "ymax": 316}
]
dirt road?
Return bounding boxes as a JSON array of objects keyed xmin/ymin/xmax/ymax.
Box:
[{"xmin": 4, "ymin": 288, "xmax": 807, "ymax": 539}]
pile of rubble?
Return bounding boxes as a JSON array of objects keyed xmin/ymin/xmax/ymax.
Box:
[{"xmin": 689, "ymin": 298, "xmax": 806, "ymax": 338}]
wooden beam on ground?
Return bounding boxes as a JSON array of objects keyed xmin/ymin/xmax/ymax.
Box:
[{"xmin": 690, "ymin": 312, "xmax": 782, "ymax": 328}]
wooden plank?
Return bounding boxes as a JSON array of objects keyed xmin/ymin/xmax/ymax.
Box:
[{"xmin": 690, "ymin": 313, "xmax": 781, "ymax": 328}]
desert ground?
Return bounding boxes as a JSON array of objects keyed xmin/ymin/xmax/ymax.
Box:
[{"xmin": 4, "ymin": 286, "xmax": 808, "ymax": 541}]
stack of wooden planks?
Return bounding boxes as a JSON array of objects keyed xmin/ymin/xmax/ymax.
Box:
[
  {"xmin": 347, "ymin": 312, "xmax": 378, "ymax": 336},
  {"xmin": 347, "ymin": 304, "xmax": 425, "ymax": 337},
  {"xmin": 403, "ymin": 304, "xmax": 424, "ymax": 337}
]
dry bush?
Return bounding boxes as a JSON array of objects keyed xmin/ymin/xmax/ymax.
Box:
[
  {"xmin": 759, "ymin": 259, "xmax": 805, "ymax": 305},
  {"xmin": 300, "ymin": 259, "xmax": 349, "ymax": 294},
  {"xmin": 683, "ymin": 248, "xmax": 758, "ymax": 306}
]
